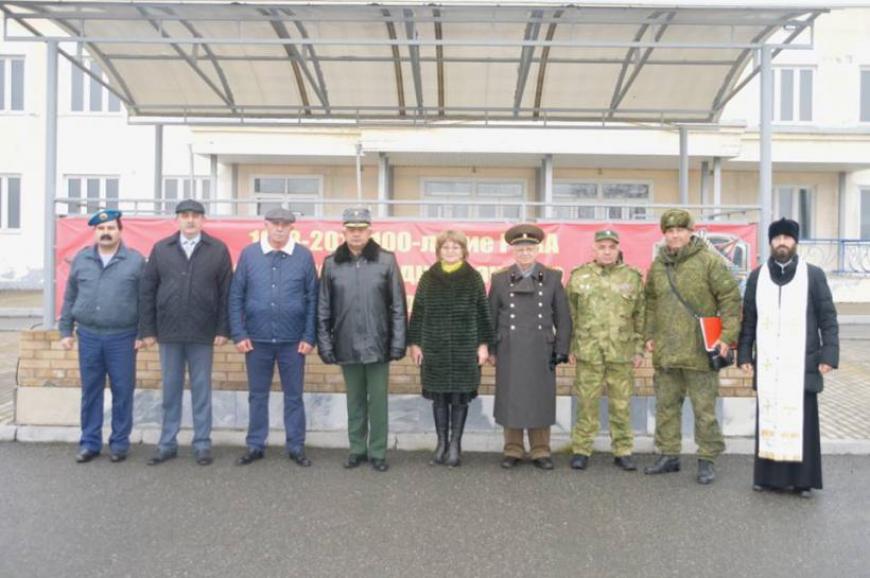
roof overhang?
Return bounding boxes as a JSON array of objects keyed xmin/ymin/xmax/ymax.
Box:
[{"xmin": 0, "ymin": 1, "xmax": 831, "ymax": 125}]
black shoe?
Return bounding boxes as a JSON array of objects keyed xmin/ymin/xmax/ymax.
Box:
[
  {"xmin": 697, "ymin": 459, "xmax": 716, "ymax": 485},
  {"xmin": 445, "ymin": 403, "xmax": 469, "ymax": 468},
  {"xmin": 76, "ymin": 449, "xmax": 99, "ymax": 463},
  {"xmin": 147, "ymin": 451, "xmax": 177, "ymax": 466},
  {"xmin": 644, "ymin": 455, "xmax": 681, "ymax": 475},
  {"xmin": 109, "ymin": 453, "xmax": 127, "ymax": 463},
  {"xmin": 343, "ymin": 454, "xmax": 368, "ymax": 469},
  {"xmin": 430, "ymin": 400, "xmax": 449, "ymax": 465},
  {"xmin": 196, "ymin": 451, "xmax": 213, "ymax": 466},
  {"xmin": 288, "ymin": 450, "xmax": 312, "ymax": 467},
  {"xmin": 532, "ymin": 457, "xmax": 554, "ymax": 470},
  {"xmin": 371, "ymin": 458, "xmax": 389, "ymax": 472},
  {"xmin": 614, "ymin": 455, "xmax": 637, "ymax": 471},
  {"xmin": 570, "ymin": 454, "xmax": 589, "ymax": 470},
  {"xmin": 501, "ymin": 457, "xmax": 521, "ymax": 469},
  {"xmin": 796, "ymin": 488, "xmax": 813, "ymax": 499},
  {"xmin": 236, "ymin": 449, "xmax": 264, "ymax": 466}
]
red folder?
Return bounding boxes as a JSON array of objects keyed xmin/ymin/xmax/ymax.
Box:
[{"xmin": 699, "ymin": 317, "xmax": 722, "ymax": 351}]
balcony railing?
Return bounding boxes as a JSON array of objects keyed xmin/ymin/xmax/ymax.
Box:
[{"xmin": 799, "ymin": 239, "xmax": 870, "ymax": 275}]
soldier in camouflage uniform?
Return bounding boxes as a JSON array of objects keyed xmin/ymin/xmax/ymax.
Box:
[
  {"xmin": 566, "ymin": 229, "xmax": 645, "ymax": 471},
  {"xmin": 643, "ymin": 209, "xmax": 741, "ymax": 485}
]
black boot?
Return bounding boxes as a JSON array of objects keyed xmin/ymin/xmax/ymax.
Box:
[
  {"xmin": 696, "ymin": 459, "xmax": 716, "ymax": 485},
  {"xmin": 643, "ymin": 455, "xmax": 681, "ymax": 475},
  {"xmin": 430, "ymin": 399, "xmax": 449, "ymax": 465},
  {"xmin": 445, "ymin": 403, "xmax": 469, "ymax": 468}
]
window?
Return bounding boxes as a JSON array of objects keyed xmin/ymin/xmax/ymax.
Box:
[
  {"xmin": 422, "ymin": 179, "xmax": 524, "ymax": 219},
  {"xmin": 70, "ymin": 57, "xmax": 121, "ymax": 113},
  {"xmin": 0, "ymin": 176, "xmax": 21, "ymax": 230},
  {"xmin": 160, "ymin": 176, "xmax": 212, "ymax": 212},
  {"xmin": 63, "ymin": 176, "xmax": 120, "ymax": 215},
  {"xmin": 253, "ymin": 176, "xmax": 321, "ymax": 217},
  {"xmin": 0, "ymin": 56, "xmax": 25, "ymax": 112},
  {"xmin": 775, "ymin": 186, "xmax": 814, "ymax": 239},
  {"xmin": 861, "ymin": 69, "xmax": 870, "ymax": 123},
  {"xmin": 774, "ymin": 67, "xmax": 813, "ymax": 122},
  {"xmin": 861, "ymin": 189, "xmax": 870, "ymax": 240},
  {"xmin": 553, "ymin": 181, "xmax": 651, "ymax": 220}
]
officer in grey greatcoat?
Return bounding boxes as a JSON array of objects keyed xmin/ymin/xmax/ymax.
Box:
[{"xmin": 488, "ymin": 224, "xmax": 572, "ymax": 470}]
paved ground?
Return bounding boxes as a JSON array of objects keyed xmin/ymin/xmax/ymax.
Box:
[
  {"xmin": 0, "ymin": 332, "xmax": 17, "ymax": 424},
  {"xmin": 1, "ymin": 444, "xmax": 868, "ymax": 578},
  {"xmin": 819, "ymin": 329, "xmax": 870, "ymax": 439}
]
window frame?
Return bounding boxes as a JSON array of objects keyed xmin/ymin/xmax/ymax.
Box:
[
  {"xmin": 160, "ymin": 175, "xmax": 213, "ymax": 212},
  {"xmin": 420, "ymin": 177, "xmax": 526, "ymax": 220},
  {"xmin": 860, "ymin": 187, "xmax": 870, "ymax": 241},
  {"xmin": 552, "ymin": 178, "xmax": 654, "ymax": 221},
  {"xmin": 0, "ymin": 175, "xmax": 22, "ymax": 232},
  {"xmin": 774, "ymin": 184, "xmax": 815, "ymax": 239},
  {"xmin": 250, "ymin": 174, "xmax": 324, "ymax": 218},
  {"xmin": 860, "ymin": 67, "xmax": 870, "ymax": 124},
  {"xmin": 62, "ymin": 175, "xmax": 121, "ymax": 216},
  {"xmin": 68, "ymin": 55, "xmax": 123, "ymax": 115},
  {"xmin": 773, "ymin": 66, "xmax": 815, "ymax": 124},
  {"xmin": 0, "ymin": 55, "xmax": 26, "ymax": 113}
]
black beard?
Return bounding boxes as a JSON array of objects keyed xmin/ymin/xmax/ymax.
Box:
[{"xmin": 772, "ymin": 244, "xmax": 796, "ymax": 263}]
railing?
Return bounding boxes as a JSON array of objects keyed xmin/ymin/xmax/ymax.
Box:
[{"xmin": 799, "ymin": 239, "xmax": 870, "ymax": 275}]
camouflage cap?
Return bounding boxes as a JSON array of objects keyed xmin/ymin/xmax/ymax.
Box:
[
  {"xmin": 505, "ymin": 224, "xmax": 545, "ymax": 245},
  {"xmin": 660, "ymin": 208, "xmax": 694, "ymax": 232},
  {"xmin": 594, "ymin": 228, "xmax": 619, "ymax": 243}
]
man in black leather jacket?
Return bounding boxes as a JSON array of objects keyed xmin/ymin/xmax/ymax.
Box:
[{"xmin": 317, "ymin": 208, "xmax": 407, "ymax": 472}]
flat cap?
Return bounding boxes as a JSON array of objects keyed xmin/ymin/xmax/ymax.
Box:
[
  {"xmin": 342, "ymin": 207, "xmax": 372, "ymax": 228},
  {"xmin": 505, "ymin": 224, "xmax": 544, "ymax": 245},
  {"xmin": 87, "ymin": 208, "xmax": 122, "ymax": 227},
  {"xmin": 594, "ymin": 228, "xmax": 620, "ymax": 243},
  {"xmin": 264, "ymin": 207, "xmax": 296, "ymax": 224},
  {"xmin": 768, "ymin": 217, "xmax": 800, "ymax": 243},
  {"xmin": 175, "ymin": 199, "xmax": 206, "ymax": 215},
  {"xmin": 660, "ymin": 208, "xmax": 693, "ymax": 232}
]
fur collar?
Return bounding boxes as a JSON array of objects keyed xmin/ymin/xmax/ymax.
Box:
[
  {"xmin": 334, "ymin": 239, "xmax": 381, "ymax": 264},
  {"xmin": 429, "ymin": 260, "xmax": 474, "ymax": 283}
]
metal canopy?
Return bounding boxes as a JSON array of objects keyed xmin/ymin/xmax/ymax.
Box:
[{"xmin": 0, "ymin": 1, "xmax": 824, "ymax": 124}]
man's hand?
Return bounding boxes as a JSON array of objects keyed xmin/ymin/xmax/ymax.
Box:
[
  {"xmin": 713, "ymin": 340, "xmax": 730, "ymax": 358},
  {"xmin": 142, "ymin": 337, "xmax": 157, "ymax": 348},
  {"xmin": 236, "ymin": 339, "xmax": 254, "ymax": 353},
  {"xmin": 568, "ymin": 354, "xmax": 576, "ymax": 366},
  {"xmin": 298, "ymin": 341, "xmax": 314, "ymax": 355},
  {"xmin": 645, "ymin": 340, "xmax": 655, "ymax": 353},
  {"xmin": 60, "ymin": 337, "xmax": 75, "ymax": 350},
  {"xmin": 410, "ymin": 345, "xmax": 423, "ymax": 367},
  {"xmin": 134, "ymin": 339, "xmax": 145, "ymax": 350},
  {"xmin": 477, "ymin": 344, "xmax": 489, "ymax": 366},
  {"xmin": 741, "ymin": 363, "xmax": 754, "ymax": 376},
  {"xmin": 819, "ymin": 363, "xmax": 833, "ymax": 375},
  {"xmin": 633, "ymin": 354, "xmax": 644, "ymax": 369},
  {"xmin": 488, "ymin": 355, "xmax": 497, "ymax": 366},
  {"xmin": 214, "ymin": 336, "xmax": 228, "ymax": 347}
]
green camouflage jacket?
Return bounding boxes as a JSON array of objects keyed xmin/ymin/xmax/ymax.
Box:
[
  {"xmin": 567, "ymin": 261, "xmax": 645, "ymax": 364},
  {"xmin": 644, "ymin": 237, "xmax": 741, "ymax": 370}
]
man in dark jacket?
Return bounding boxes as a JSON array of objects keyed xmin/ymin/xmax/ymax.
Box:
[
  {"xmin": 316, "ymin": 208, "xmax": 407, "ymax": 472},
  {"xmin": 59, "ymin": 209, "xmax": 145, "ymax": 463},
  {"xmin": 488, "ymin": 224, "xmax": 572, "ymax": 470},
  {"xmin": 139, "ymin": 199, "xmax": 233, "ymax": 466},
  {"xmin": 230, "ymin": 208, "xmax": 318, "ymax": 467},
  {"xmin": 738, "ymin": 218, "xmax": 839, "ymax": 498}
]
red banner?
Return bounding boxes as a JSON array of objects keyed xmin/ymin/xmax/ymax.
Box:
[{"xmin": 55, "ymin": 217, "xmax": 756, "ymax": 315}]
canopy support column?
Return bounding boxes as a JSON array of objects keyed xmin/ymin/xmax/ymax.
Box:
[
  {"xmin": 153, "ymin": 124, "xmax": 163, "ymax": 211},
  {"xmin": 759, "ymin": 45, "xmax": 773, "ymax": 263},
  {"xmin": 679, "ymin": 126, "xmax": 689, "ymax": 206},
  {"xmin": 542, "ymin": 154, "xmax": 554, "ymax": 219},
  {"xmin": 713, "ymin": 156, "xmax": 722, "ymax": 219},
  {"xmin": 378, "ymin": 152, "xmax": 390, "ymax": 218},
  {"xmin": 209, "ymin": 154, "xmax": 218, "ymax": 213},
  {"xmin": 42, "ymin": 40, "xmax": 58, "ymax": 329}
]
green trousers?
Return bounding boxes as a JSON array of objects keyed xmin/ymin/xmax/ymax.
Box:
[
  {"xmin": 571, "ymin": 362, "xmax": 634, "ymax": 457},
  {"xmin": 654, "ymin": 367, "xmax": 725, "ymax": 461},
  {"xmin": 342, "ymin": 362, "xmax": 389, "ymax": 460}
]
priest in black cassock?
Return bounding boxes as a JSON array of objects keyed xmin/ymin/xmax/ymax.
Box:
[{"xmin": 738, "ymin": 218, "xmax": 839, "ymax": 498}]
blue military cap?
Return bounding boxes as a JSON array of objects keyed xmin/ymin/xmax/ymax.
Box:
[
  {"xmin": 87, "ymin": 208, "xmax": 122, "ymax": 227},
  {"xmin": 342, "ymin": 207, "xmax": 372, "ymax": 228}
]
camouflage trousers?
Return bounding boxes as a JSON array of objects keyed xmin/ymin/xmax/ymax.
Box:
[
  {"xmin": 571, "ymin": 362, "xmax": 634, "ymax": 457},
  {"xmin": 653, "ymin": 367, "xmax": 725, "ymax": 461}
]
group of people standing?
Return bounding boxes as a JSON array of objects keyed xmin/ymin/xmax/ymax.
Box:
[{"xmin": 59, "ymin": 202, "xmax": 838, "ymax": 497}]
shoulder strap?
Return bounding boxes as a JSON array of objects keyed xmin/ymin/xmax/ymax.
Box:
[{"xmin": 664, "ymin": 263, "xmax": 700, "ymax": 320}]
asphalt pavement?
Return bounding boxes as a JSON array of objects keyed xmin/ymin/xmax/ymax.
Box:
[{"xmin": 1, "ymin": 443, "xmax": 869, "ymax": 578}]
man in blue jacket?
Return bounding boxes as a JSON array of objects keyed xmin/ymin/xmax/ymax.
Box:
[
  {"xmin": 230, "ymin": 208, "xmax": 318, "ymax": 466},
  {"xmin": 59, "ymin": 209, "xmax": 145, "ymax": 463}
]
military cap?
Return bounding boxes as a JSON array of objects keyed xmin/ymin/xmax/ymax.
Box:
[
  {"xmin": 87, "ymin": 208, "xmax": 122, "ymax": 227},
  {"xmin": 342, "ymin": 207, "xmax": 372, "ymax": 228},
  {"xmin": 594, "ymin": 228, "xmax": 620, "ymax": 243},
  {"xmin": 175, "ymin": 199, "xmax": 206, "ymax": 215},
  {"xmin": 264, "ymin": 207, "xmax": 296, "ymax": 224},
  {"xmin": 659, "ymin": 208, "xmax": 694, "ymax": 232},
  {"xmin": 504, "ymin": 224, "xmax": 545, "ymax": 245},
  {"xmin": 768, "ymin": 217, "xmax": 800, "ymax": 243}
]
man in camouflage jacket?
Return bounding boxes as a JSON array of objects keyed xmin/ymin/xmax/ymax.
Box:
[
  {"xmin": 643, "ymin": 209, "xmax": 741, "ymax": 484},
  {"xmin": 566, "ymin": 229, "xmax": 645, "ymax": 472}
]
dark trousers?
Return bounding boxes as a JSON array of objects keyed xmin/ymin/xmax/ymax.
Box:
[
  {"xmin": 158, "ymin": 342, "xmax": 214, "ymax": 455},
  {"xmin": 76, "ymin": 328, "xmax": 137, "ymax": 454},
  {"xmin": 245, "ymin": 341, "xmax": 307, "ymax": 453}
]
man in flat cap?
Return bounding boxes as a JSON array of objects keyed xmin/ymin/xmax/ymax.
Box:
[
  {"xmin": 317, "ymin": 207, "xmax": 407, "ymax": 472},
  {"xmin": 738, "ymin": 218, "xmax": 838, "ymax": 498},
  {"xmin": 489, "ymin": 224, "xmax": 572, "ymax": 469},
  {"xmin": 229, "ymin": 208, "xmax": 318, "ymax": 467},
  {"xmin": 566, "ymin": 229, "xmax": 644, "ymax": 471},
  {"xmin": 643, "ymin": 208, "xmax": 741, "ymax": 484},
  {"xmin": 59, "ymin": 209, "xmax": 145, "ymax": 463},
  {"xmin": 139, "ymin": 199, "xmax": 233, "ymax": 466}
]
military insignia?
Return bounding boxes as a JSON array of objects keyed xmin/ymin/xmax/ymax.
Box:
[{"xmin": 99, "ymin": 212, "xmax": 108, "ymax": 221}]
